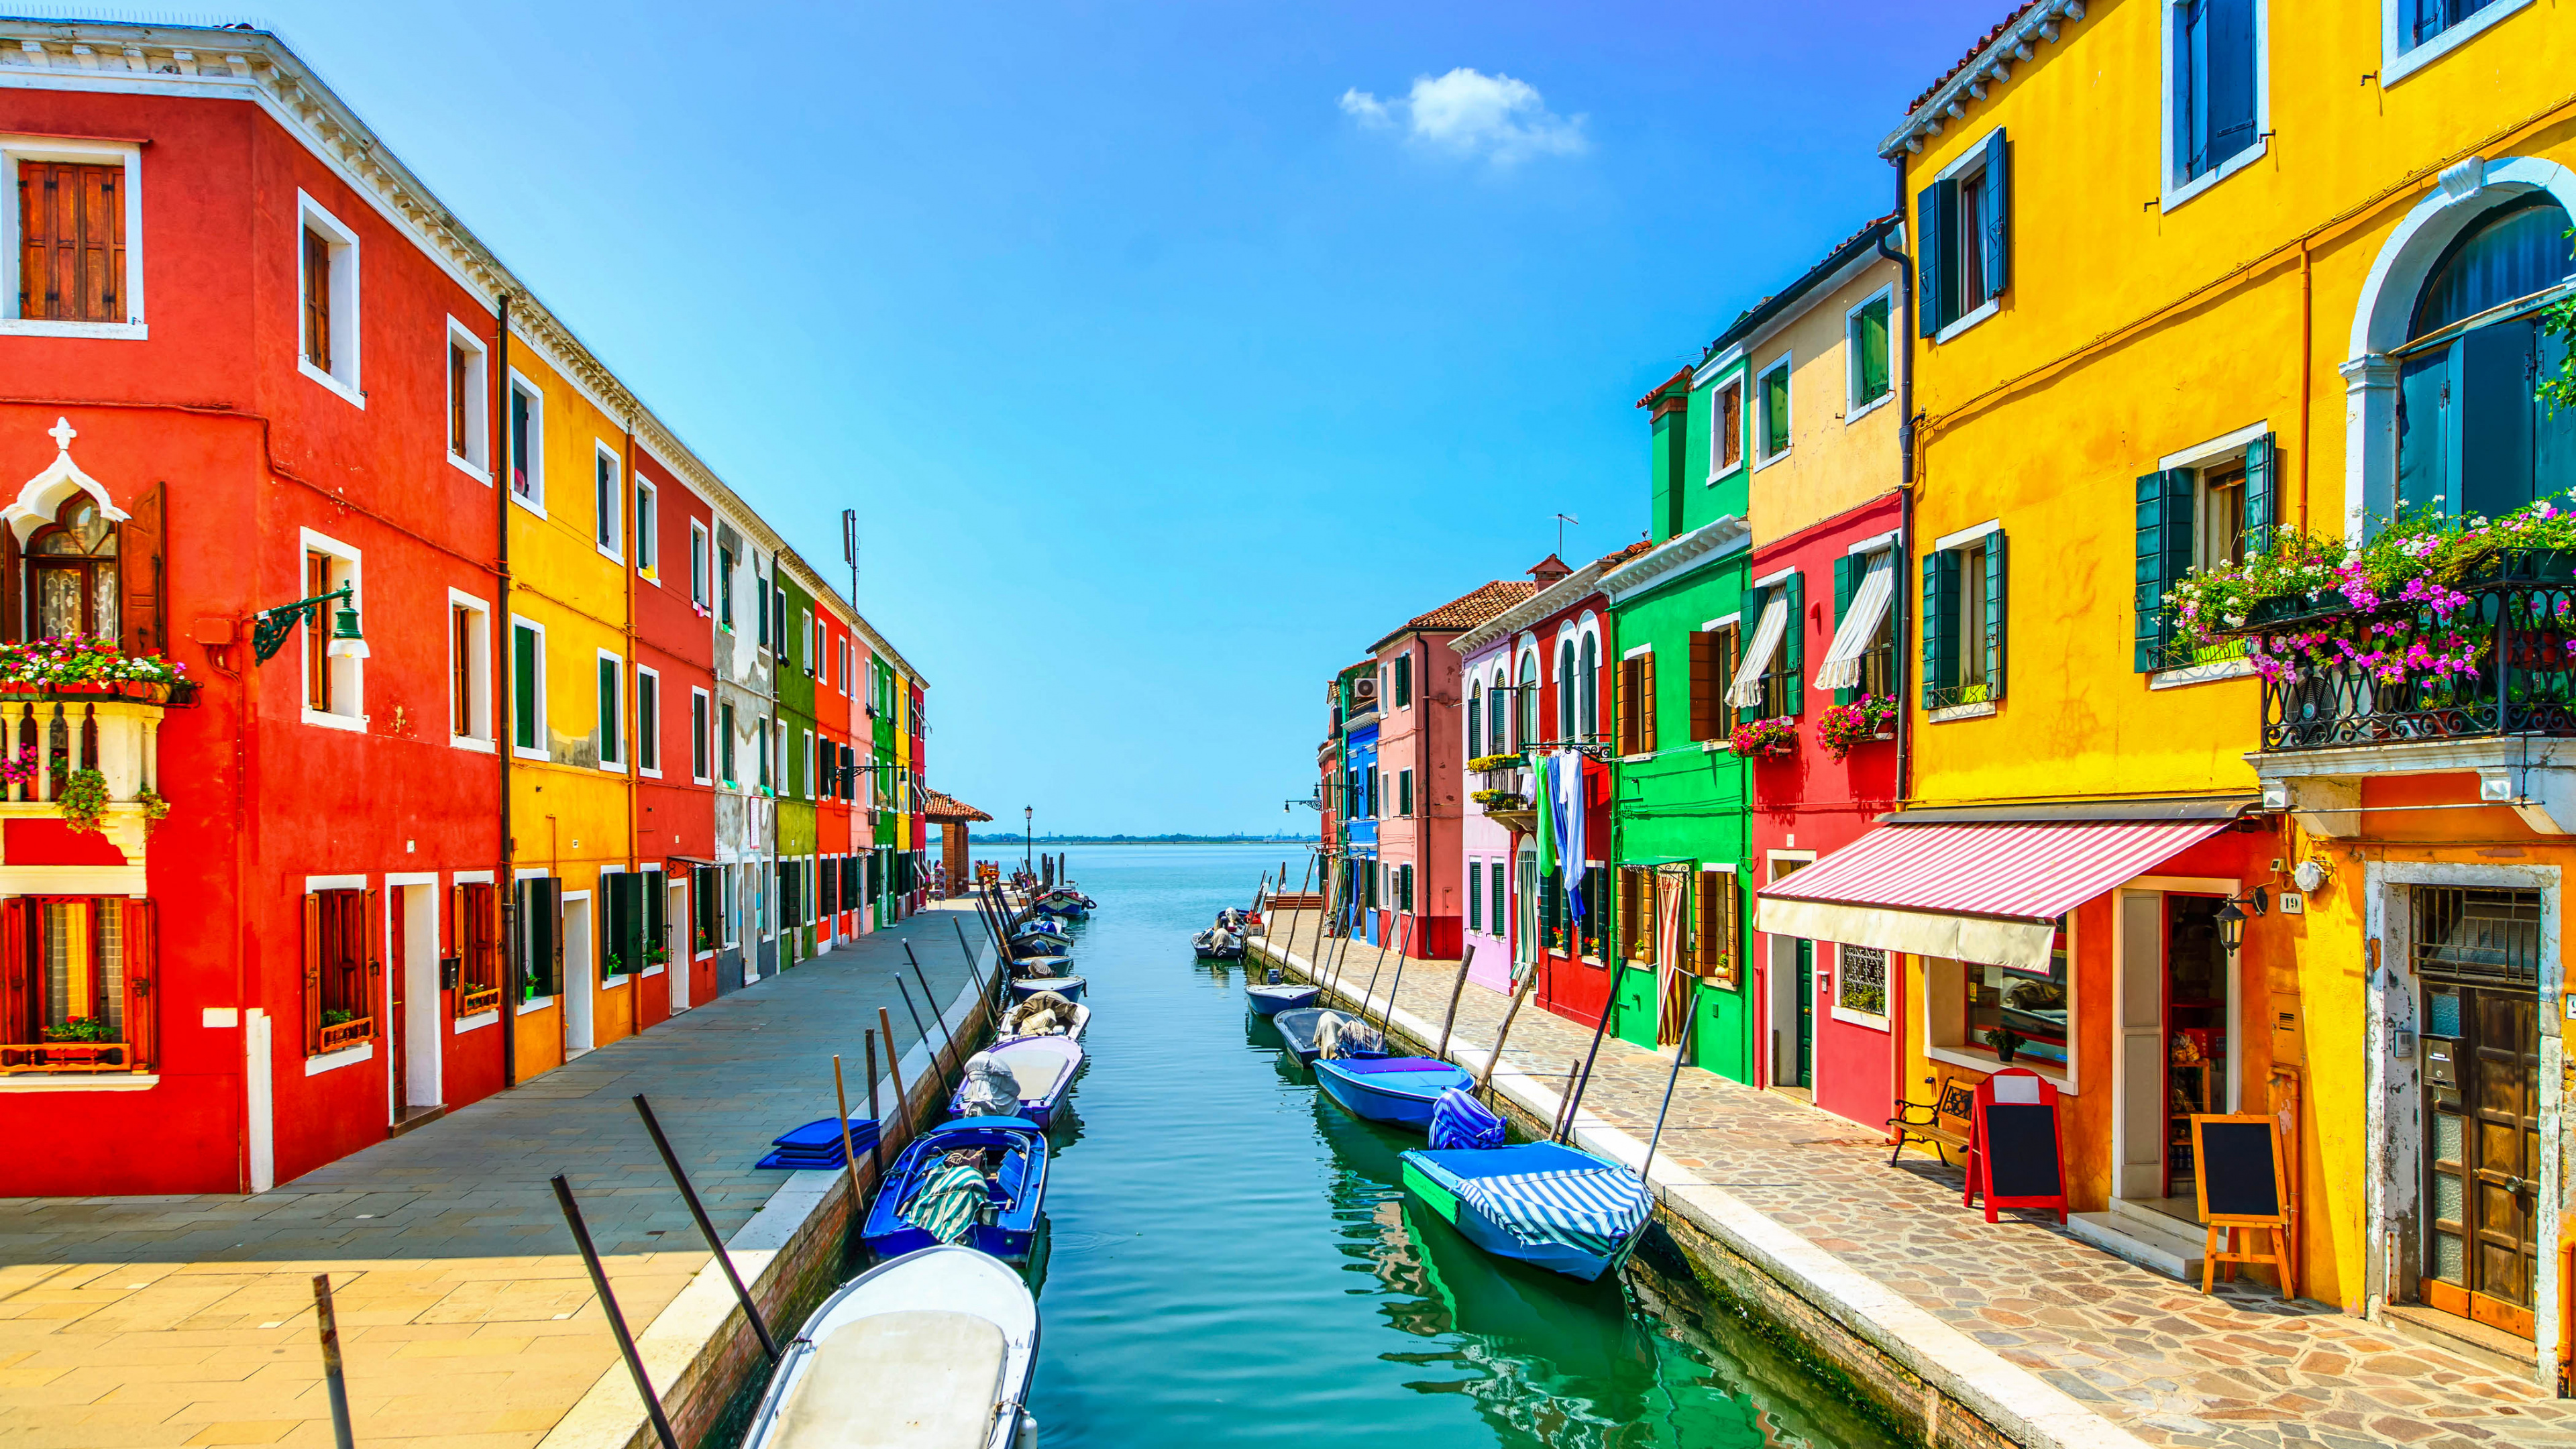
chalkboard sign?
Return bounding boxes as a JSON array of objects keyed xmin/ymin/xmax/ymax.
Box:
[
  {"xmin": 1966, "ymin": 1069, "xmax": 2068, "ymax": 1224},
  {"xmin": 2189, "ymin": 1114, "xmax": 2292, "ymax": 1301}
]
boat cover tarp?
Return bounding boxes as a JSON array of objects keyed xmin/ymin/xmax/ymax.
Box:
[
  {"xmin": 1450, "ymin": 1158, "xmax": 1653, "ymax": 1260},
  {"xmin": 1428, "ymin": 1089, "xmax": 1506, "ymax": 1151},
  {"xmin": 900, "ymin": 1161, "xmax": 989, "ymax": 1244},
  {"xmin": 773, "ymin": 1309, "xmax": 1003, "ymax": 1449}
]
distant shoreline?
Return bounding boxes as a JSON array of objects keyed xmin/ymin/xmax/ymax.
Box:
[{"xmin": 961, "ymin": 835, "xmax": 1320, "ymax": 847}]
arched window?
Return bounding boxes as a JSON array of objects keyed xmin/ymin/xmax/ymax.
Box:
[
  {"xmin": 1517, "ymin": 652, "xmax": 1539, "ymax": 748},
  {"xmin": 1466, "ymin": 681, "xmax": 1482, "ymax": 759},
  {"xmin": 27, "ymin": 495, "xmax": 117, "ymax": 641},
  {"xmin": 1556, "ymin": 639, "xmax": 1576, "ymax": 741},
  {"xmin": 2397, "ymin": 195, "xmax": 2576, "ymax": 521},
  {"xmin": 1566, "ymin": 631, "xmax": 1587, "ymax": 737}
]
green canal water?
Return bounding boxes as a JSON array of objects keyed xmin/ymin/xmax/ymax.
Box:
[{"xmin": 1017, "ymin": 843, "xmax": 1908, "ymax": 1449}]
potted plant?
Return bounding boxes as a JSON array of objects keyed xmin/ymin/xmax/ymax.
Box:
[
  {"xmin": 1729, "ymin": 716, "xmax": 1798, "ymax": 758},
  {"xmin": 1984, "ymin": 1026, "xmax": 2026, "ymax": 1064},
  {"xmin": 645, "ymin": 942, "xmax": 670, "ymax": 968},
  {"xmin": 40, "ymin": 1016, "xmax": 115, "ymax": 1043},
  {"xmin": 56, "ymin": 768, "xmax": 107, "ymax": 835},
  {"xmin": 1817, "ymin": 695, "xmax": 1898, "ymax": 761},
  {"xmin": 1466, "ymin": 753, "xmax": 1521, "ymax": 773}
]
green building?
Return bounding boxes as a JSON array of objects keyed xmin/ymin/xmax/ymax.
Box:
[{"xmin": 775, "ymin": 570, "xmax": 820, "ymax": 965}]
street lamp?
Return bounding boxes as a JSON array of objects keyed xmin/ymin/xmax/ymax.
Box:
[
  {"xmin": 1024, "ymin": 806, "xmax": 1033, "ymax": 875},
  {"xmin": 2214, "ymin": 886, "xmax": 2271, "ymax": 953},
  {"xmin": 249, "ymin": 580, "xmax": 367, "ymax": 665}
]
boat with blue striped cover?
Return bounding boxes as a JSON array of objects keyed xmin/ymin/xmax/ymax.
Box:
[
  {"xmin": 1399, "ymin": 1138, "xmax": 1654, "ymax": 1282},
  {"xmin": 1313, "ymin": 1055, "xmax": 1475, "ymax": 1128},
  {"xmin": 859, "ymin": 1116, "xmax": 1050, "ymax": 1264}
]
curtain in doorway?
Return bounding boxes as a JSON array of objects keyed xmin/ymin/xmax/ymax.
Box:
[{"xmin": 1654, "ymin": 872, "xmax": 1690, "ymax": 1046}]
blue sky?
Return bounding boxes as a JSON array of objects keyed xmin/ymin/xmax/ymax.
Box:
[{"xmin": 166, "ymin": 1, "xmax": 2000, "ymax": 833}]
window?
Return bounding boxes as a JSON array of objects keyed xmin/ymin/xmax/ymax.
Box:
[
  {"xmin": 2135, "ymin": 433, "xmax": 2276, "ymax": 671},
  {"xmin": 12, "ymin": 154, "xmax": 132, "ymax": 328},
  {"xmin": 1393, "ymin": 653, "xmax": 1412, "ymax": 708},
  {"xmin": 1922, "ymin": 529, "xmax": 2006, "ymax": 710},
  {"xmin": 1397, "ymin": 769, "xmax": 1413, "ymax": 816},
  {"xmin": 635, "ymin": 480, "xmax": 658, "ymax": 576},
  {"xmin": 690, "ymin": 689, "xmax": 711, "ymax": 782},
  {"xmin": 757, "ymin": 716, "xmax": 771, "ymax": 789},
  {"xmin": 296, "ymin": 196, "xmax": 360, "ymax": 403},
  {"xmin": 720, "ymin": 701, "xmax": 737, "ymax": 784},
  {"xmin": 1688, "ymin": 621, "xmax": 1741, "ymax": 741},
  {"xmin": 1517, "ymin": 651, "xmax": 1540, "ymax": 746},
  {"xmin": 515, "ymin": 878, "xmax": 561, "ymax": 1002},
  {"xmin": 1847, "ymin": 291, "xmax": 1892, "ymax": 413},
  {"xmin": 802, "ymin": 610, "xmax": 816, "ymax": 676},
  {"xmin": 511, "ymin": 619, "xmax": 545, "ymax": 757},
  {"xmin": 508, "ymin": 374, "xmax": 543, "ymax": 507},
  {"xmin": 2170, "ymin": 0, "xmax": 2259, "ymax": 191},
  {"xmin": 303, "ymin": 888, "xmax": 373, "ymax": 1055},
  {"xmin": 1556, "ymin": 639, "xmax": 1576, "ymax": 739},
  {"xmin": 690, "ymin": 523, "xmax": 710, "ymax": 608},
  {"xmin": 1579, "ymin": 633, "xmax": 1598, "ymax": 739},
  {"xmin": 1468, "ymin": 859, "xmax": 1483, "ymax": 931},
  {"xmin": 1, "ymin": 896, "xmax": 150, "ymax": 1071},
  {"xmin": 1398, "ymin": 863, "xmax": 1415, "ymax": 913},
  {"xmin": 1491, "ymin": 861, "xmax": 1507, "ymax": 938},
  {"xmin": 449, "ymin": 594, "xmax": 492, "ymax": 745},
  {"xmin": 755, "ymin": 568, "xmax": 770, "ymax": 649},
  {"xmin": 1464, "ymin": 682, "xmax": 1481, "ymax": 758},
  {"xmin": 637, "ymin": 667, "xmax": 660, "ymax": 775},
  {"xmin": 2387, "ymin": 0, "xmax": 2526, "ymax": 82},
  {"xmin": 446, "ymin": 321, "xmax": 490, "ymax": 478},
  {"xmin": 1617, "ymin": 649, "xmax": 1657, "ymax": 754},
  {"xmin": 455, "ymin": 881, "xmax": 502, "ymax": 1016},
  {"xmin": 718, "ymin": 544, "xmax": 736, "ymax": 628},
  {"xmin": 1946, "ymin": 919, "xmax": 2070, "ymax": 1069},
  {"xmin": 28, "ymin": 494, "xmax": 117, "ymax": 641},
  {"xmin": 1821, "ymin": 551, "xmax": 1900, "ymax": 704},
  {"xmin": 1756, "ymin": 356, "xmax": 1791, "ymax": 462},
  {"xmin": 693, "ymin": 866, "xmax": 719, "ymax": 953},
  {"xmin": 596, "ymin": 654, "xmax": 622, "ymax": 768},
  {"xmin": 1916, "ymin": 129, "xmax": 2010, "ymax": 339},
  {"xmin": 300, "ymin": 537, "xmax": 363, "ymax": 727},
  {"xmin": 1694, "ymin": 870, "xmax": 1737, "ymax": 985},
  {"xmin": 1711, "ymin": 377, "xmax": 1744, "ymax": 478},
  {"xmin": 773, "ymin": 585, "xmax": 788, "ymax": 658},
  {"xmin": 594, "ymin": 446, "xmax": 622, "ymax": 557},
  {"xmin": 1726, "ymin": 576, "xmax": 1801, "ymax": 722},
  {"xmin": 2396, "ymin": 197, "xmax": 2576, "ymax": 523},
  {"xmin": 1837, "ymin": 945, "xmax": 1890, "ymax": 1021}
]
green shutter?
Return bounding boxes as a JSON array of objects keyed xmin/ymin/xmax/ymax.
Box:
[
  {"xmin": 2243, "ymin": 433, "xmax": 2277, "ymax": 556},
  {"xmin": 1782, "ymin": 571, "xmax": 1805, "ymax": 716},
  {"xmin": 513, "ymin": 626, "xmax": 537, "ymax": 751},
  {"xmin": 1984, "ymin": 531, "xmax": 2009, "ymax": 700},
  {"xmin": 1982, "ymin": 129, "xmax": 2009, "ymax": 301},
  {"xmin": 1917, "ymin": 182, "xmax": 1946, "ymax": 337},
  {"xmin": 2135, "ymin": 470, "xmax": 2196, "ymax": 672},
  {"xmin": 1920, "ymin": 552, "xmax": 1944, "ymax": 705},
  {"xmin": 1833, "ymin": 555, "xmax": 1856, "ymax": 706}
]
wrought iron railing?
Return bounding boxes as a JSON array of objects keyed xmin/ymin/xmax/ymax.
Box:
[{"xmin": 2256, "ymin": 550, "xmax": 2576, "ymax": 751}]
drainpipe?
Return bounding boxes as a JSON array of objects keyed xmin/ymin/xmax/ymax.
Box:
[
  {"xmin": 1877, "ymin": 179, "xmax": 1917, "ymax": 1133},
  {"xmin": 494, "ymin": 292, "xmax": 517, "ymax": 1091},
  {"xmin": 622, "ymin": 417, "xmax": 640, "ymax": 1038}
]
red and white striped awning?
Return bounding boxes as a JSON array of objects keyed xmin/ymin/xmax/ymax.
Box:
[{"xmin": 1754, "ymin": 818, "xmax": 2235, "ymax": 971}]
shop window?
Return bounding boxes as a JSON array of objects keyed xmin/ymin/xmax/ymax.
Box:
[
  {"xmin": 1950, "ymin": 918, "xmax": 2069, "ymax": 1069},
  {"xmin": 1922, "ymin": 529, "xmax": 2006, "ymax": 710},
  {"xmin": 0, "ymin": 896, "xmax": 152, "ymax": 1073},
  {"xmin": 2395, "ymin": 196, "xmax": 2576, "ymax": 523},
  {"xmin": 302, "ymin": 888, "xmax": 376, "ymax": 1056},
  {"xmin": 27, "ymin": 494, "xmax": 117, "ymax": 641},
  {"xmin": 453, "ymin": 881, "xmax": 502, "ymax": 1017},
  {"xmin": 1917, "ymin": 129, "xmax": 2010, "ymax": 339}
]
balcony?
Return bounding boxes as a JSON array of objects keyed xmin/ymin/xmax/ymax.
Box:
[
  {"xmin": 0, "ymin": 691, "xmax": 174, "ymax": 863},
  {"xmin": 1470, "ymin": 757, "xmax": 1536, "ymax": 833}
]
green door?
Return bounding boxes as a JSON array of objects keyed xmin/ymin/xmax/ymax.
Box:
[{"xmin": 1794, "ymin": 940, "xmax": 1815, "ymax": 1089}]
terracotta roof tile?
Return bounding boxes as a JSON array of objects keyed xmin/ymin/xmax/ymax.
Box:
[
  {"xmin": 922, "ymin": 789, "xmax": 991, "ymax": 822},
  {"xmin": 1403, "ymin": 579, "xmax": 1542, "ymax": 634},
  {"xmin": 1908, "ymin": 1, "xmax": 2043, "ymax": 113},
  {"xmin": 1595, "ymin": 539, "xmax": 1656, "ymax": 570}
]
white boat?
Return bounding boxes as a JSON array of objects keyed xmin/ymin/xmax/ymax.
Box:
[
  {"xmin": 741, "ymin": 1244, "xmax": 1039, "ymax": 1449},
  {"xmin": 997, "ymin": 995, "xmax": 1089, "ymax": 1045}
]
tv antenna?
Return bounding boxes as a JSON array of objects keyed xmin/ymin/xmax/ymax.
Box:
[{"xmin": 1554, "ymin": 513, "xmax": 1579, "ymax": 557}]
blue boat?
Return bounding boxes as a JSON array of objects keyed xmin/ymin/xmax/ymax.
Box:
[
  {"xmin": 1271, "ymin": 1007, "xmax": 1388, "ymax": 1068},
  {"xmin": 1246, "ymin": 981, "xmax": 1320, "ymax": 1016},
  {"xmin": 1010, "ymin": 929, "xmax": 1071, "ymax": 957},
  {"xmin": 1313, "ymin": 1055, "xmax": 1476, "ymax": 1128},
  {"xmin": 1034, "ymin": 891, "xmax": 1093, "ymax": 919},
  {"xmin": 1008, "ymin": 973, "xmax": 1085, "ymax": 1005},
  {"xmin": 947, "ymin": 1035, "xmax": 1085, "ymax": 1128},
  {"xmin": 1399, "ymin": 1140, "xmax": 1654, "ymax": 1282},
  {"xmin": 859, "ymin": 1116, "xmax": 1050, "ymax": 1264}
]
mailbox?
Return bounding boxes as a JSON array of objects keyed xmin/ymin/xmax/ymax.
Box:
[
  {"xmin": 439, "ymin": 955, "xmax": 461, "ymax": 990},
  {"xmin": 2268, "ymin": 991, "xmax": 2304, "ymax": 1067}
]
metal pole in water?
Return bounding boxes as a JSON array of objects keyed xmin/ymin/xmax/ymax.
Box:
[
  {"xmin": 1476, "ymin": 969, "xmax": 1538, "ymax": 1098},
  {"xmin": 1381, "ymin": 914, "xmax": 1415, "ymax": 1037},
  {"xmin": 311, "ymin": 1273, "xmax": 356, "ymax": 1449},
  {"xmin": 1556, "ymin": 949, "xmax": 1621, "ymax": 1142},
  {"xmin": 551, "ymin": 1175, "xmax": 682, "ymax": 1449},
  {"xmin": 1638, "ymin": 1004, "xmax": 1699, "ymax": 1189},
  {"xmin": 904, "ymin": 945, "xmax": 963, "ymax": 1071},
  {"xmin": 1434, "ymin": 944, "xmax": 1475, "ymax": 1061},
  {"xmin": 879, "ymin": 1006, "xmax": 908, "ymax": 1140},
  {"xmin": 1551, "ymin": 1057, "xmax": 1582, "ymax": 1142},
  {"xmin": 863, "ymin": 1030, "xmax": 886, "ymax": 1180},
  {"xmin": 633, "ymin": 1093, "xmax": 780, "ymax": 1362},
  {"xmin": 896, "ymin": 975, "xmax": 945, "ymax": 1086}
]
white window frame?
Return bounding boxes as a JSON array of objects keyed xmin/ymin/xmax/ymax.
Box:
[
  {"xmin": 2160, "ymin": 0, "xmax": 2273, "ymax": 213},
  {"xmin": 634, "ymin": 476, "xmax": 659, "ymax": 581},
  {"xmin": 1843, "ymin": 284, "xmax": 1899, "ymax": 423},
  {"xmin": 1753, "ymin": 352, "xmax": 1792, "ymax": 468},
  {"xmin": 596, "ymin": 647, "xmax": 625, "ymax": 771},
  {"xmin": 510, "ymin": 614, "xmax": 549, "ymax": 761},
  {"xmin": 1705, "ymin": 372, "xmax": 1746, "ymax": 484},
  {"xmin": 295, "ymin": 192, "xmax": 362, "ymax": 408},
  {"xmin": 636, "ymin": 664, "xmax": 662, "ymax": 780},
  {"xmin": 506, "ymin": 370, "xmax": 546, "ymax": 516},
  {"xmin": 2380, "ymin": 0, "xmax": 2532, "ymax": 89},
  {"xmin": 1930, "ymin": 133, "xmax": 2004, "ymax": 345},
  {"xmin": 0, "ymin": 136, "xmax": 144, "ymax": 339},
  {"xmin": 593, "ymin": 442, "xmax": 623, "ymax": 563},
  {"xmin": 447, "ymin": 588, "xmax": 494, "ymax": 753},
  {"xmin": 444, "ymin": 319, "xmax": 490, "ymax": 482},
  {"xmin": 689, "ymin": 521, "xmax": 710, "ymax": 611},
  {"xmin": 690, "ymin": 686, "xmax": 712, "ymax": 785},
  {"xmin": 1828, "ymin": 943, "xmax": 1893, "ymax": 1029},
  {"xmin": 299, "ymin": 528, "xmax": 366, "ymax": 733}
]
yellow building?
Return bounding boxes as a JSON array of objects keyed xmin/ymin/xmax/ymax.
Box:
[{"xmin": 1754, "ymin": 0, "xmax": 2576, "ymax": 1381}]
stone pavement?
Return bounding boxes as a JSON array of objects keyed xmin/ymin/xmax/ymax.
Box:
[
  {"xmin": 1258, "ymin": 908, "xmax": 2576, "ymax": 1449},
  {"xmin": 0, "ymin": 904, "xmax": 995, "ymax": 1449}
]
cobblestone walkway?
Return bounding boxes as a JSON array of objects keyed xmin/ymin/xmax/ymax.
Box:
[
  {"xmin": 0, "ymin": 904, "xmax": 992, "ymax": 1449},
  {"xmin": 1256, "ymin": 908, "xmax": 2576, "ymax": 1449}
]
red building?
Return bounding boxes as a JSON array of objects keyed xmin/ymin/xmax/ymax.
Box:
[{"xmin": 631, "ymin": 445, "xmax": 718, "ymax": 1016}]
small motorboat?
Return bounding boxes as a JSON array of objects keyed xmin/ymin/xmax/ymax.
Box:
[
  {"xmin": 1192, "ymin": 926, "xmax": 1244, "ymax": 961},
  {"xmin": 1246, "ymin": 979, "xmax": 1320, "ymax": 1016},
  {"xmin": 1011, "ymin": 953, "xmax": 1073, "ymax": 976},
  {"xmin": 1315, "ymin": 1055, "xmax": 1477, "ymax": 1128},
  {"xmin": 1010, "ymin": 927, "xmax": 1071, "ymax": 957},
  {"xmin": 1034, "ymin": 890, "xmax": 1094, "ymax": 919},
  {"xmin": 859, "ymin": 1117, "xmax": 1051, "ymax": 1264},
  {"xmin": 738, "ymin": 1244, "xmax": 1038, "ymax": 1449},
  {"xmin": 1401, "ymin": 1139, "xmax": 1655, "ymax": 1282},
  {"xmin": 1273, "ymin": 1008, "xmax": 1387, "ymax": 1068},
  {"xmin": 1008, "ymin": 973, "xmax": 1085, "ymax": 1005},
  {"xmin": 948, "ymin": 1036, "xmax": 1085, "ymax": 1128},
  {"xmin": 998, "ymin": 991, "xmax": 1089, "ymax": 1045}
]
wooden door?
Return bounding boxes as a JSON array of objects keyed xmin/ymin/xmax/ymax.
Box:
[{"xmin": 2417, "ymin": 886, "xmax": 2542, "ymax": 1340}]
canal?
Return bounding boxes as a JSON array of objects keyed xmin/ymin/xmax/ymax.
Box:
[{"xmin": 1016, "ymin": 843, "xmax": 1908, "ymax": 1448}]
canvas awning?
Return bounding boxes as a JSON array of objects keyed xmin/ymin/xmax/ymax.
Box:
[
  {"xmin": 1724, "ymin": 593, "xmax": 1791, "ymax": 708},
  {"xmin": 1815, "ymin": 554, "xmax": 1895, "ymax": 691},
  {"xmin": 1753, "ymin": 817, "xmax": 2236, "ymax": 971}
]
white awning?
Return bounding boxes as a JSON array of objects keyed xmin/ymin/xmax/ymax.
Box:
[
  {"xmin": 1815, "ymin": 554, "xmax": 1895, "ymax": 691},
  {"xmin": 1724, "ymin": 594, "xmax": 1790, "ymax": 708}
]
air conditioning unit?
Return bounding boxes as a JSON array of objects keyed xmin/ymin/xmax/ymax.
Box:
[{"xmin": 1352, "ymin": 678, "xmax": 1379, "ymax": 705}]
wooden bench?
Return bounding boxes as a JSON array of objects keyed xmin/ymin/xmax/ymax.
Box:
[{"xmin": 1887, "ymin": 1072, "xmax": 1979, "ymax": 1167}]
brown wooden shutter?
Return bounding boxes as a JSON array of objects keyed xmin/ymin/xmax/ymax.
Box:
[
  {"xmin": 1640, "ymin": 653, "xmax": 1658, "ymax": 751},
  {"xmin": 303, "ymin": 229, "xmax": 331, "ymax": 369},
  {"xmin": 1, "ymin": 521, "xmax": 20, "ymax": 644},
  {"xmin": 449, "ymin": 343, "xmax": 470, "ymax": 457},
  {"xmin": 1720, "ymin": 875, "xmax": 1739, "ymax": 987},
  {"xmin": 1605, "ymin": 651, "xmax": 1621, "ymax": 753},
  {"xmin": 447, "ymin": 883, "xmax": 465, "ymax": 998},
  {"xmin": 123, "ymin": 898, "xmax": 154, "ymax": 1071},
  {"xmin": 364, "ymin": 887, "xmax": 384, "ymax": 1044},
  {"xmin": 80, "ymin": 166, "xmax": 121, "ymax": 323},
  {"xmin": 0, "ymin": 898, "xmax": 25, "ymax": 1046},
  {"xmin": 302, "ymin": 891, "xmax": 323, "ymax": 1055},
  {"xmin": 19, "ymin": 162, "xmax": 124, "ymax": 323},
  {"xmin": 1688, "ymin": 631, "xmax": 1714, "ymax": 741},
  {"xmin": 16, "ymin": 162, "xmax": 42, "ymax": 319},
  {"xmin": 121, "ymin": 481, "xmax": 163, "ymax": 657}
]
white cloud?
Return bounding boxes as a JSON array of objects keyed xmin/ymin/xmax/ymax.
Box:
[{"xmin": 1338, "ymin": 68, "xmax": 1587, "ymax": 166}]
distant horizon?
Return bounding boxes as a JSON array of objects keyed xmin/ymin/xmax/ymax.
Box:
[{"xmin": 955, "ymin": 830, "xmax": 1321, "ymax": 845}]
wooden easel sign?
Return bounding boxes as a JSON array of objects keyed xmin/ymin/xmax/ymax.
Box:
[
  {"xmin": 2190, "ymin": 1114, "xmax": 2292, "ymax": 1299},
  {"xmin": 1966, "ymin": 1068, "xmax": 2068, "ymax": 1224}
]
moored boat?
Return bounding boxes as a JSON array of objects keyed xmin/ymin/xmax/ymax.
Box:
[
  {"xmin": 1399, "ymin": 1139, "xmax": 1654, "ymax": 1283},
  {"xmin": 859, "ymin": 1117, "xmax": 1051, "ymax": 1264},
  {"xmin": 1273, "ymin": 1008, "xmax": 1387, "ymax": 1068},
  {"xmin": 1007, "ymin": 973, "xmax": 1086, "ymax": 1005},
  {"xmin": 998, "ymin": 991, "xmax": 1089, "ymax": 1045},
  {"xmin": 949, "ymin": 1036, "xmax": 1085, "ymax": 1128},
  {"xmin": 1246, "ymin": 981, "xmax": 1320, "ymax": 1016},
  {"xmin": 1191, "ymin": 926, "xmax": 1244, "ymax": 961},
  {"xmin": 1313, "ymin": 1055, "xmax": 1476, "ymax": 1128},
  {"xmin": 739, "ymin": 1244, "xmax": 1038, "ymax": 1449}
]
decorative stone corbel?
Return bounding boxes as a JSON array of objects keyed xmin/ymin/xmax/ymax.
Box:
[{"xmin": 2263, "ymin": 779, "xmax": 2361, "ymax": 839}]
